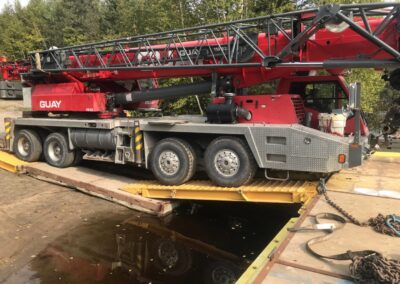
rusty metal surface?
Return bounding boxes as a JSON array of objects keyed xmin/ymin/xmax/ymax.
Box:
[
  {"xmin": 262, "ymin": 263, "xmax": 353, "ymax": 284},
  {"xmin": 242, "ymin": 150, "xmax": 400, "ymax": 283}
]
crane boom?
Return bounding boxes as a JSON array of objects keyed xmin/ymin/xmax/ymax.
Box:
[{"xmin": 28, "ymin": 3, "xmax": 400, "ymax": 88}]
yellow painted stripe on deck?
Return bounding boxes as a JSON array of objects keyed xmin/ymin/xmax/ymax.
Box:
[
  {"xmin": 374, "ymin": 151, "xmax": 400, "ymax": 158},
  {"xmin": 121, "ymin": 180, "xmax": 317, "ymax": 203},
  {"xmin": 0, "ymin": 151, "xmax": 27, "ymax": 173}
]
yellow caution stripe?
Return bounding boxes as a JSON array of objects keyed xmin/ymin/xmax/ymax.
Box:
[{"xmin": 135, "ymin": 134, "xmax": 143, "ymax": 143}]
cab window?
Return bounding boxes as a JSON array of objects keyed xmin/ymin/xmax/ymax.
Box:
[{"xmin": 290, "ymin": 81, "xmax": 348, "ymax": 113}]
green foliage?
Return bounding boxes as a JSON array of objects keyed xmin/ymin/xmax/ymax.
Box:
[{"xmin": 346, "ymin": 69, "xmax": 385, "ymax": 130}]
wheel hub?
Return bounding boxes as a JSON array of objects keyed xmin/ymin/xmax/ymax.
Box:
[
  {"xmin": 159, "ymin": 151, "xmax": 180, "ymax": 176},
  {"xmin": 48, "ymin": 141, "xmax": 62, "ymax": 162},
  {"xmin": 214, "ymin": 149, "xmax": 240, "ymax": 177},
  {"xmin": 17, "ymin": 137, "xmax": 30, "ymax": 156},
  {"xmin": 211, "ymin": 266, "xmax": 236, "ymax": 284},
  {"xmin": 157, "ymin": 241, "xmax": 179, "ymax": 268}
]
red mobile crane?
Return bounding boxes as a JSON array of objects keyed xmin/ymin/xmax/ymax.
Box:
[
  {"xmin": 4, "ymin": 3, "xmax": 400, "ymax": 187},
  {"xmin": 0, "ymin": 57, "xmax": 29, "ymax": 99}
]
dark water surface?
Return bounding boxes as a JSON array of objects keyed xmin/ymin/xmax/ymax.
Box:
[{"xmin": 7, "ymin": 201, "xmax": 300, "ymax": 284}]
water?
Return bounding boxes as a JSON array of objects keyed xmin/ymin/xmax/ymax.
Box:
[{"xmin": 7, "ymin": 201, "xmax": 300, "ymax": 284}]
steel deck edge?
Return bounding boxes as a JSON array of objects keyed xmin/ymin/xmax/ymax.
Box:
[{"xmin": 236, "ymin": 217, "xmax": 299, "ymax": 284}]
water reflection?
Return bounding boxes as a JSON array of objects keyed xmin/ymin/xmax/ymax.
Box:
[{"xmin": 17, "ymin": 202, "xmax": 300, "ymax": 284}]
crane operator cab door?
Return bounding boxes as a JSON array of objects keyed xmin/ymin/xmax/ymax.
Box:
[{"xmin": 286, "ymin": 78, "xmax": 369, "ymax": 137}]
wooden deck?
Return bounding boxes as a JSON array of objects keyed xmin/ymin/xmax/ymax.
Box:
[{"xmin": 238, "ymin": 147, "xmax": 400, "ymax": 283}]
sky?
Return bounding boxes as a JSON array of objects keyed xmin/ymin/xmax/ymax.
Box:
[{"xmin": 0, "ymin": 0, "xmax": 29, "ymax": 11}]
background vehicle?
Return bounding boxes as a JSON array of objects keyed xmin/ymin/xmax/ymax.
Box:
[{"xmin": 0, "ymin": 56, "xmax": 28, "ymax": 99}]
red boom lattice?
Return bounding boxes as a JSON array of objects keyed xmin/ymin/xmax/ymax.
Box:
[{"xmin": 27, "ymin": 3, "xmax": 400, "ymax": 88}]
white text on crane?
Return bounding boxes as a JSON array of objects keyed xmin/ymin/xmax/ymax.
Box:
[{"xmin": 39, "ymin": 100, "xmax": 62, "ymax": 108}]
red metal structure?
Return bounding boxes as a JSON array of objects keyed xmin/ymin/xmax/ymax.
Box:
[
  {"xmin": 25, "ymin": 3, "xmax": 400, "ymax": 119},
  {"xmin": 0, "ymin": 57, "xmax": 29, "ymax": 99},
  {"xmin": 5, "ymin": 3, "xmax": 400, "ymax": 187}
]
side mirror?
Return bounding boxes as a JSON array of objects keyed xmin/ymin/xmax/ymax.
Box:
[{"xmin": 348, "ymin": 82, "xmax": 361, "ymax": 109}]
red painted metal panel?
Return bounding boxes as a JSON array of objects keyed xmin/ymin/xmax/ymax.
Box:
[{"xmin": 31, "ymin": 83, "xmax": 107, "ymax": 112}]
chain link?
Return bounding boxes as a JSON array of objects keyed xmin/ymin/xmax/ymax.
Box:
[
  {"xmin": 322, "ymin": 191, "xmax": 367, "ymax": 226},
  {"xmin": 369, "ymin": 214, "xmax": 400, "ymax": 237},
  {"xmin": 350, "ymin": 254, "xmax": 400, "ymax": 284}
]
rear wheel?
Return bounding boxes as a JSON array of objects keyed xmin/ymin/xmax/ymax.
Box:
[
  {"xmin": 43, "ymin": 133, "xmax": 75, "ymax": 168},
  {"xmin": 204, "ymin": 136, "xmax": 257, "ymax": 187},
  {"xmin": 150, "ymin": 138, "xmax": 196, "ymax": 185},
  {"xmin": 13, "ymin": 129, "xmax": 42, "ymax": 162}
]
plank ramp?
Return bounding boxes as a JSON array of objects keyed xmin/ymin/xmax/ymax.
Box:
[{"xmin": 19, "ymin": 163, "xmax": 174, "ymax": 216}]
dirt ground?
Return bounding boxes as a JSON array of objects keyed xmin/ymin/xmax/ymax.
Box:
[
  {"xmin": 0, "ymin": 170, "xmax": 135, "ymax": 281},
  {"xmin": 0, "ymin": 100, "xmax": 136, "ymax": 282}
]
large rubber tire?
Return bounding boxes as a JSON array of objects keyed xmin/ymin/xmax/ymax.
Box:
[
  {"xmin": 203, "ymin": 260, "xmax": 239, "ymax": 284},
  {"xmin": 150, "ymin": 138, "xmax": 196, "ymax": 185},
  {"xmin": 43, "ymin": 133, "xmax": 75, "ymax": 168},
  {"xmin": 13, "ymin": 129, "xmax": 42, "ymax": 162},
  {"xmin": 204, "ymin": 136, "xmax": 257, "ymax": 187},
  {"xmin": 151, "ymin": 238, "xmax": 193, "ymax": 276}
]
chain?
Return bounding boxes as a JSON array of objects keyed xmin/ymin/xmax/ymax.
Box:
[
  {"xmin": 317, "ymin": 179, "xmax": 400, "ymax": 283},
  {"xmin": 369, "ymin": 214, "xmax": 400, "ymax": 237},
  {"xmin": 322, "ymin": 191, "xmax": 367, "ymax": 226},
  {"xmin": 350, "ymin": 254, "xmax": 400, "ymax": 284},
  {"xmin": 318, "ymin": 179, "xmax": 400, "ymax": 236},
  {"xmin": 318, "ymin": 179, "xmax": 367, "ymax": 226}
]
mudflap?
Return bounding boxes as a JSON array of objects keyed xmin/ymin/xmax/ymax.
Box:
[{"xmin": 348, "ymin": 144, "xmax": 363, "ymax": 167}]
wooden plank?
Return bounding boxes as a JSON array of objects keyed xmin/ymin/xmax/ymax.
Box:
[{"xmin": 21, "ymin": 163, "xmax": 175, "ymax": 216}]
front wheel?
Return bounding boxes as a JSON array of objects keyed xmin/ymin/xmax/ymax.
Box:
[
  {"xmin": 150, "ymin": 138, "xmax": 197, "ymax": 185},
  {"xmin": 43, "ymin": 133, "xmax": 75, "ymax": 168},
  {"xmin": 204, "ymin": 136, "xmax": 257, "ymax": 187}
]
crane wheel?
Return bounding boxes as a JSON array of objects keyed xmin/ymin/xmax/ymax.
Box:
[
  {"xmin": 204, "ymin": 136, "xmax": 257, "ymax": 187},
  {"xmin": 13, "ymin": 129, "xmax": 43, "ymax": 162},
  {"xmin": 150, "ymin": 138, "xmax": 197, "ymax": 185},
  {"xmin": 43, "ymin": 133, "xmax": 75, "ymax": 168}
]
